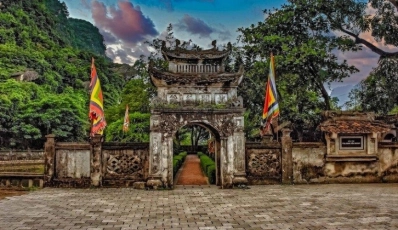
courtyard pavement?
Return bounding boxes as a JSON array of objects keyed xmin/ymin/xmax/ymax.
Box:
[{"xmin": 0, "ymin": 184, "xmax": 397, "ymax": 230}]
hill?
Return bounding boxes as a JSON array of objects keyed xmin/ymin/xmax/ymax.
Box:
[{"xmin": 0, "ymin": 0, "xmax": 124, "ymax": 149}]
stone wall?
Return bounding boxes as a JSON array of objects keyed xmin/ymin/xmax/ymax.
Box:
[
  {"xmin": 0, "ymin": 150, "xmax": 44, "ymax": 161},
  {"xmin": 44, "ymin": 135, "xmax": 149, "ymax": 188},
  {"xmin": 245, "ymin": 142, "xmax": 282, "ymax": 184},
  {"xmin": 292, "ymin": 142, "xmax": 398, "ymax": 183},
  {"xmin": 102, "ymin": 142, "xmax": 149, "ymax": 187}
]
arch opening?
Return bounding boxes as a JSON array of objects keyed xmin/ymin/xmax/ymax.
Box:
[{"xmin": 173, "ymin": 122, "xmax": 221, "ymax": 186}]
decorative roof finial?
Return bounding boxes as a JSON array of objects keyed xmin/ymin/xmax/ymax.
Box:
[
  {"xmin": 175, "ymin": 39, "xmax": 180, "ymax": 49},
  {"xmin": 211, "ymin": 40, "xmax": 217, "ymax": 50}
]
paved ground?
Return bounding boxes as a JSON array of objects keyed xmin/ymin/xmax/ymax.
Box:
[
  {"xmin": 0, "ymin": 184, "xmax": 397, "ymax": 230},
  {"xmin": 176, "ymin": 155, "xmax": 208, "ymax": 185}
]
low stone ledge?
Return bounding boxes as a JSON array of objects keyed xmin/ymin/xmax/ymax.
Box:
[{"xmin": 326, "ymin": 155, "xmax": 378, "ymax": 162}]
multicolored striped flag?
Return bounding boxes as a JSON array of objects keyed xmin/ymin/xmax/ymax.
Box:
[
  {"xmin": 262, "ymin": 53, "xmax": 279, "ymax": 132},
  {"xmin": 123, "ymin": 104, "xmax": 129, "ymax": 132},
  {"xmin": 89, "ymin": 58, "xmax": 107, "ymax": 136}
]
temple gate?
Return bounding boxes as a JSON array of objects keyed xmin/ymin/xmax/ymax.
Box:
[{"xmin": 147, "ymin": 41, "xmax": 248, "ymax": 188}]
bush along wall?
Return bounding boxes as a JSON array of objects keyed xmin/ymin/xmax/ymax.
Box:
[
  {"xmin": 197, "ymin": 152, "xmax": 216, "ymax": 184},
  {"xmin": 173, "ymin": 151, "xmax": 187, "ymax": 176}
]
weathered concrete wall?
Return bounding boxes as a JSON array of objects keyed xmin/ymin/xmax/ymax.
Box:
[
  {"xmin": 292, "ymin": 143, "xmax": 326, "ymax": 184},
  {"xmin": 55, "ymin": 149, "xmax": 90, "ymax": 179},
  {"xmin": 245, "ymin": 142, "xmax": 281, "ymax": 184},
  {"xmin": 292, "ymin": 142, "xmax": 398, "ymax": 183},
  {"xmin": 378, "ymin": 143, "xmax": 398, "ymax": 182},
  {"xmin": 49, "ymin": 142, "xmax": 91, "ymax": 187}
]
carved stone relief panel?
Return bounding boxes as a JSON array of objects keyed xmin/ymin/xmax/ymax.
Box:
[
  {"xmin": 104, "ymin": 150, "xmax": 143, "ymax": 179},
  {"xmin": 214, "ymin": 114, "xmax": 235, "ymax": 136},
  {"xmin": 183, "ymin": 94, "xmax": 196, "ymax": 105},
  {"xmin": 247, "ymin": 148, "xmax": 281, "ymax": 179},
  {"xmin": 167, "ymin": 94, "xmax": 181, "ymax": 103},
  {"xmin": 234, "ymin": 117, "xmax": 244, "ymax": 132},
  {"xmin": 198, "ymin": 94, "xmax": 212, "ymax": 103},
  {"xmin": 215, "ymin": 94, "xmax": 228, "ymax": 104}
]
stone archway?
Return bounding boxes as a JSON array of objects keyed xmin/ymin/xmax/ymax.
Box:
[
  {"xmin": 147, "ymin": 109, "xmax": 247, "ymax": 189},
  {"xmin": 173, "ymin": 122, "xmax": 218, "ymax": 185}
]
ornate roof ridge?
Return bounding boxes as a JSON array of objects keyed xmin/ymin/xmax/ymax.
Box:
[{"xmin": 161, "ymin": 40, "xmax": 232, "ymax": 60}]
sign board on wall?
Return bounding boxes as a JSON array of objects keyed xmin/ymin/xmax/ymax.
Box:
[{"xmin": 339, "ymin": 136, "xmax": 364, "ymax": 150}]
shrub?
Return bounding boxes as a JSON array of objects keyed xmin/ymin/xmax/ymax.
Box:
[
  {"xmin": 197, "ymin": 151, "xmax": 216, "ymax": 184},
  {"xmin": 207, "ymin": 164, "xmax": 216, "ymax": 184},
  {"xmin": 173, "ymin": 151, "xmax": 188, "ymax": 176}
]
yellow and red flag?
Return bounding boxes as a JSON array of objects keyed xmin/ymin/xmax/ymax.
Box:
[
  {"xmin": 262, "ymin": 53, "xmax": 279, "ymax": 131},
  {"xmin": 123, "ymin": 104, "xmax": 129, "ymax": 132},
  {"xmin": 89, "ymin": 58, "xmax": 107, "ymax": 136}
]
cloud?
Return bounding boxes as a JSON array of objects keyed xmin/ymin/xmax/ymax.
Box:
[
  {"xmin": 176, "ymin": 14, "xmax": 215, "ymax": 37},
  {"xmin": 91, "ymin": 0, "xmax": 158, "ymax": 44},
  {"xmin": 175, "ymin": 14, "xmax": 231, "ymax": 41},
  {"xmin": 134, "ymin": 0, "xmax": 214, "ymax": 12}
]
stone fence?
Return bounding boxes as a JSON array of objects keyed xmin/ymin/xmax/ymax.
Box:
[
  {"xmin": 43, "ymin": 129, "xmax": 398, "ymax": 188},
  {"xmin": 44, "ymin": 134, "xmax": 149, "ymax": 188},
  {"xmin": 244, "ymin": 131, "xmax": 398, "ymax": 185},
  {"xmin": 0, "ymin": 150, "xmax": 44, "ymax": 161}
]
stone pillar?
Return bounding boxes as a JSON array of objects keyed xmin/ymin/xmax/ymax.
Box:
[
  {"xmin": 220, "ymin": 137, "xmax": 228, "ymax": 188},
  {"xmin": 233, "ymin": 131, "xmax": 248, "ymax": 186},
  {"xmin": 281, "ymin": 129, "xmax": 293, "ymax": 184},
  {"xmin": 147, "ymin": 132, "xmax": 163, "ymax": 189},
  {"xmin": 44, "ymin": 134, "xmax": 55, "ymax": 185},
  {"xmin": 90, "ymin": 134, "xmax": 102, "ymax": 187}
]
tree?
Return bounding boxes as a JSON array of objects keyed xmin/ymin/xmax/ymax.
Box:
[
  {"xmin": 274, "ymin": 0, "xmax": 398, "ymax": 114},
  {"xmin": 238, "ymin": 0, "xmax": 357, "ymax": 140}
]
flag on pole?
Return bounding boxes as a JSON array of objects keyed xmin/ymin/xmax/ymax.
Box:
[
  {"xmin": 89, "ymin": 58, "xmax": 107, "ymax": 136},
  {"xmin": 123, "ymin": 104, "xmax": 129, "ymax": 132},
  {"xmin": 262, "ymin": 53, "xmax": 279, "ymax": 132}
]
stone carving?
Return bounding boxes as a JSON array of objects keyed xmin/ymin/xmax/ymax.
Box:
[
  {"xmin": 247, "ymin": 149, "xmax": 281, "ymax": 179},
  {"xmin": 199, "ymin": 94, "xmax": 211, "ymax": 103},
  {"xmin": 230, "ymin": 96, "xmax": 243, "ymax": 108},
  {"xmin": 167, "ymin": 94, "xmax": 180, "ymax": 103},
  {"xmin": 153, "ymin": 113, "xmax": 236, "ymax": 137},
  {"xmin": 215, "ymin": 94, "xmax": 228, "ymax": 104},
  {"xmin": 107, "ymin": 153, "xmax": 142, "ymax": 175},
  {"xmin": 183, "ymin": 94, "xmax": 196, "ymax": 105},
  {"xmin": 214, "ymin": 115, "xmax": 235, "ymax": 136}
]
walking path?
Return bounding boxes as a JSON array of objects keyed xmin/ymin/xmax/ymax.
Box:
[
  {"xmin": 1, "ymin": 184, "xmax": 398, "ymax": 229},
  {"xmin": 176, "ymin": 154, "xmax": 208, "ymax": 185}
]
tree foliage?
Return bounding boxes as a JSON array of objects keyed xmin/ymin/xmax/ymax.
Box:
[
  {"xmin": 237, "ymin": 0, "xmax": 358, "ymax": 140},
  {"xmin": 0, "ymin": 0, "xmax": 125, "ymax": 149}
]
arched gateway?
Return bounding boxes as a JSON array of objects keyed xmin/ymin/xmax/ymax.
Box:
[{"xmin": 146, "ymin": 41, "xmax": 248, "ymax": 188}]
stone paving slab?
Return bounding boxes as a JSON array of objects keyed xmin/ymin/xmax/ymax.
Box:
[{"xmin": 0, "ymin": 184, "xmax": 397, "ymax": 230}]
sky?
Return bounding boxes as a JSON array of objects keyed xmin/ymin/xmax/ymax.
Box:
[{"xmin": 63, "ymin": 0, "xmax": 397, "ymax": 104}]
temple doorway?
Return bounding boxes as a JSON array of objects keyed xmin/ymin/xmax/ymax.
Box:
[{"xmin": 173, "ymin": 123, "xmax": 221, "ymax": 186}]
